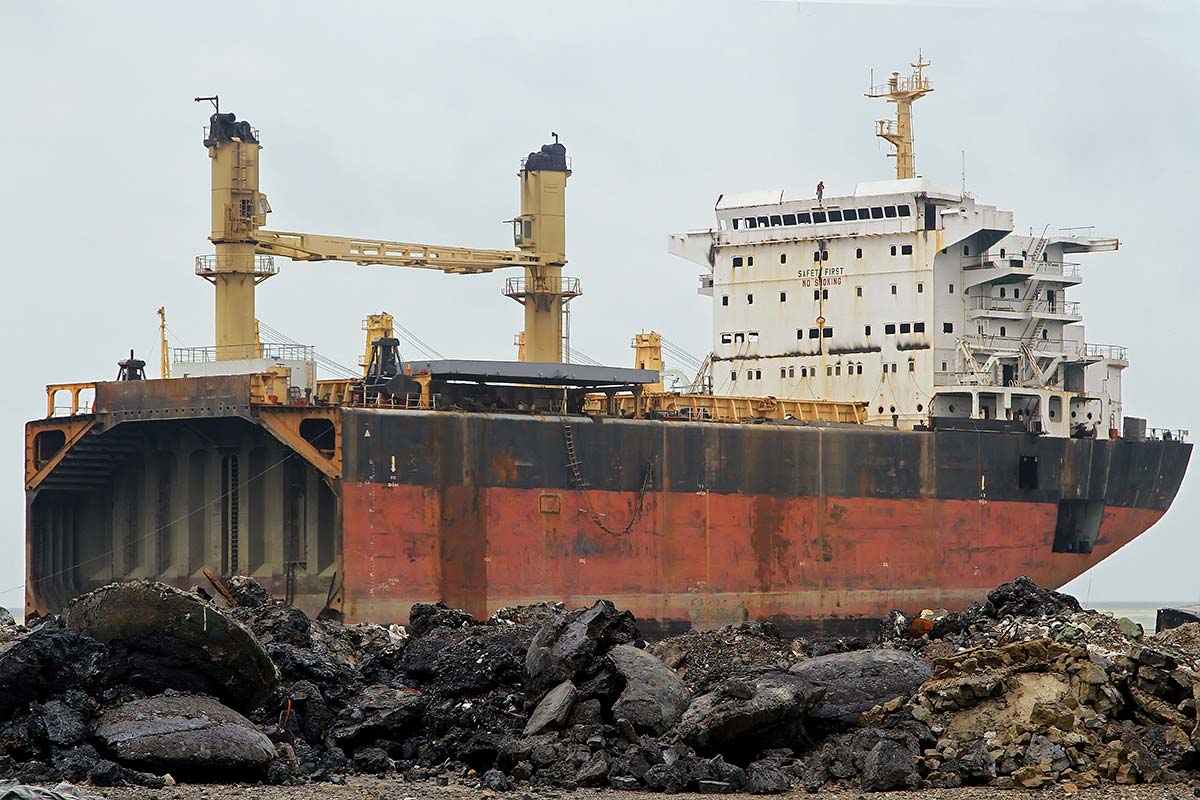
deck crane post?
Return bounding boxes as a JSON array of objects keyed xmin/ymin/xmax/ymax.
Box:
[{"xmin": 198, "ymin": 106, "xmax": 580, "ymax": 363}]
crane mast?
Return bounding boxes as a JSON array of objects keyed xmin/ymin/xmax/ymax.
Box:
[{"xmin": 200, "ymin": 110, "xmax": 579, "ymax": 363}]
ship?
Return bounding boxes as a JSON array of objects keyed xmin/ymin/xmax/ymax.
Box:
[{"xmin": 24, "ymin": 60, "xmax": 1190, "ymax": 636}]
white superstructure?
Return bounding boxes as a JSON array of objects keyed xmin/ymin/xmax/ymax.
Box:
[{"xmin": 669, "ymin": 60, "xmax": 1126, "ymax": 439}]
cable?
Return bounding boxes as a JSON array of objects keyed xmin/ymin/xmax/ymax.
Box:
[
  {"xmin": 1, "ymin": 451, "xmax": 299, "ymax": 601},
  {"xmin": 568, "ymin": 348, "xmax": 602, "ymax": 367}
]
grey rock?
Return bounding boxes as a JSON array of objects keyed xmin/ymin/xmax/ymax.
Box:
[
  {"xmin": 66, "ymin": 581, "xmax": 278, "ymax": 711},
  {"xmin": 0, "ymin": 627, "xmax": 107, "ymax": 718},
  {"xmin": 481, "ymin": 767, "xmax": 510, "ymax": 791},
  {"xmin": 577, "ymin": 752, "xmax": 610, "ymax": 787},
  {"xmin": 677, "ymin": 670, "xmax": 823, "ymax": 753},
  {"xmin": 523, "ymin": 680, "xmax": 576, "ymax": 736},
  {"xmin": 789, "ymin": 648, "xmax": 931, "ymax": 726},
  {"xmin": 525, "ymin": 600, "xmax": 641, "ymax": 697},
  {"xmin": 610, "ymin": 645, "xmax": 691, "ymax": 734},
  {"xmin": 93, "ymin": 694, "xmax": 276, "ymax": 774},
  {"xmin": 330, "ymin": 684, "xmax": 426, "ymax": 744},
  {"xmin": 746, "ymin": 760, "xmax": 792, "ymax": 794},
  {"xmin": 860, "ymin": 738, "xmax": 918, "ymax": 792},
  {"xmin": 1026, "ymin": 733, "xmax": 1068, "ymax": 772},
  {"xmin": 88, "ymin": 758, "xmax": 168, "ymax": 788},
  {"xmin": 697, "ymin": 779, "xmax": 732, "ymax": 793},
  {"xmin": 352, "ymin": 746, "xmax": 391, "ymax": 774}
]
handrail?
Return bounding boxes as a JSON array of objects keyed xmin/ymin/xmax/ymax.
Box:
[{"xmin": 969, "ymin": 298, "xmax": 1081, "ymax": 316}]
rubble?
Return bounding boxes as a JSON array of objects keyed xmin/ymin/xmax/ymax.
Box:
[{"xmin": 0, "ymin": 574, "xmax": 1198, "ymax": 795}]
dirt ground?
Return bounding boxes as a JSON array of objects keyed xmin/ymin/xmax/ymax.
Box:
[{"xmin": 92, "ymin": 776, "xmax": 1200, "ymax": 800}]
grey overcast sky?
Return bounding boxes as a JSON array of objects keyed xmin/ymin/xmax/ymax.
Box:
[{"xmin": 1, "ymin": 1, "xmax": 1196, "ymax": 608}]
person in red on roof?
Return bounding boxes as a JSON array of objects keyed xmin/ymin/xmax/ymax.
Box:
[{"xmin": 816, "ymin": 180, "xmax": 824, "ymax": 202}]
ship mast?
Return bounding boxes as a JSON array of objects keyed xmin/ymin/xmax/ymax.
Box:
[{"xmin": 866, "ymin": 52, "xmax": 933, "ymax": 180}]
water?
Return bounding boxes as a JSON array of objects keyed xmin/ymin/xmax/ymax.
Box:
[{"xmin": 1087, "ymin": 601, "xmax": 1193, "ymax": 634}]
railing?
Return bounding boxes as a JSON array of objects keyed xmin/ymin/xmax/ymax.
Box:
[
  {"xmin": 969, "ymin": 297, "xmax": 1081, "ymax": 317},
  {"xmin": 195, "ymin": 254, "xmax": 278, "ymax": 278},
  {"xmin": 962, "ymin": 335, "xmax": 1128, "ymax": 363},
  {"xmin": 172, "ymin": 342, "xmax": 315, "ymax": 364},
  {"xmin": 868, "ymin": 75, "xmax": 931, "ymax": 96},
  {"xmin": 202, "ymin": 125, "xmax": 260, "ymax": 143},
  {"xmin": 961, "ymin": 255, "xmax": 1081, "ymax": 278},
  {"xmin": 1083, "ymin": 343, "xmax": 1128, "ymax": 361},
  {"xmin": 46, "ymin": 382, "xmax": 97, "ymax": 418},
  {"xmin": 503, "ymin": 275, "xmax": 582, "ymax": 298},
  {"xmin": 1149, "ymin": 427, "xmax": 1189, "ymax": 442}
]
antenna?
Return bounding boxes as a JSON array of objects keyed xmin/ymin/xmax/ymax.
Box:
[
  {"xmin": 961, "ymin": 150, "xmax": 966, "ymax": 196},
  {"xmin": 194, "ymin": 95, "xmax": 219, "ymax": 114}
]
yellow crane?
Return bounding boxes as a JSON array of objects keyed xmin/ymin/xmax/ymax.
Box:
[{"xmin": 196, "ymin": 98, "xmax": 579, "ymax": 363}]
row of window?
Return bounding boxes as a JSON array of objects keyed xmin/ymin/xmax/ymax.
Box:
[
  {"xmin": 732, "ymin": 357, "xmax": 919, "ymax": 383},
  {"xmin": 730, "ymin": 242, "xmax": 914, "ymax": 268},
  {"xmin": 731, "ymin": 204, "xmax": 912, "ymax": 231},
  {"xmin": 721, "ymin": 282, "xmax": 940, "ymax": 306},
  {"xmin": 720, "ymin": 321, "xmax": 955, "ymax": 345}
]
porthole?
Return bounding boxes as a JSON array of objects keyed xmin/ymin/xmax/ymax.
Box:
[
  {"xmin": 878, "ymin": 406, "xmax": 884, "ymax": 414},
  {"xmin": 889, "ymin": 406, "xmax": 896, "ymax": 414},
  {"xmin": 948, "ymin": 404, "xmax": 956, "ymax": 413},
  {"xmin": 917, "ymin": 404, "xmax": 924, "ymax": 412}
]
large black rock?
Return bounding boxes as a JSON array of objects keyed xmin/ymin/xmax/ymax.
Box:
[
  {"xmin": 676, "ymin": 669, "xmax": 823, "ymax": 756},
  {"xmin": 789, "ymin": 649, "xmax": 931, "ymax": 727},
  {"xmin": 0, "ymin": 625, "xmax": 107, "ymax": 718},
  {"xmin": 66, "ymin": 581, "xmax": 278, "ymax": 711},
  {"xmin": 525, "ymin": 600, "xmax": 641, "ymax": 699}
]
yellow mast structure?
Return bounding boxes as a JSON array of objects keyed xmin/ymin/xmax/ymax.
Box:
[
  {"xmin": 157, "ymin": 306, "xmax": 170, "ymax": 378},
  {"xmin": 360, "ymin": 313, "xmax": 395, "ymax": 376},
  {"xmin": 866, "ymin": 52, "xmax": 933, "ymax": 180},
  {"xmin": 632, "ymin": 332, "xmax": 664, "ymax": 393},
  {"xmin": 196, "ymin": 98, "xmax": 578, "ymax": 363}
]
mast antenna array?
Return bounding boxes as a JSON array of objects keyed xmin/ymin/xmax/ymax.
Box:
[{"xmin": 866, "ymin": 51, "xmax": 933, "ymax": 180}]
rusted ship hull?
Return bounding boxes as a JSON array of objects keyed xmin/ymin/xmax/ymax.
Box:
[
  {"xmin": 25, "ymin": 378, "xmax": 1190, "ymax": 635},
  {"xmin": 337, "ymin": 410, "xmax": 1188, "ymax": 635}
]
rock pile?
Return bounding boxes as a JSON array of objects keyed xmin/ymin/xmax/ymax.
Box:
[{"xmin": 0, "ymin": 576, "xmax": 1197, "ymax": 795}]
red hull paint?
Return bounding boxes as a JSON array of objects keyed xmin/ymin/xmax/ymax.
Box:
[{"xmin": 341, "ymin": 483, "xmax": 1163, "ymax": 632}]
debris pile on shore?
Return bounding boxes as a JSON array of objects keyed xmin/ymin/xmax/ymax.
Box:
[{"xmin": 1, "ymin": 577, "xmax": 1197, "ymax": 794}]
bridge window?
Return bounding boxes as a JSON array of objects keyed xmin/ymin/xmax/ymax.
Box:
[
  {"xmin": 916, "ymin": 281, "xmax": 923, "ymax": 292},
  {"xmin": 731, "ymin": 371, "xmax": 737, "ymax": 381},
  {"xmin": 783, "ymin": 213, "xmax": 797, "ymax": 225},
  {"xmin": 890, "ymin": 245, "xmax": 897, "ymax": 256},
  {"xmin": 757, "ymin": 216, "xmax": 769, "ymax": 227},
  {"xmin": 944, "ymin": 322, "xmax": 954, "ymax": 333},
  {"xmin": 721, "ymin": 333, "xmax": 732, "ymax": 344},
  {"xmin": 798, "ymin": 212, "xmax": 811, "ymax": 224},
  {"xmin": 1000, "ymin": 326, "xmax": 1007, "ymax": 337},
  {"xmin": 788, "ymin": 367, "xmax": 795, "ymax": 378},
  {"xmin": 823, "ymin": 327, "xmax": 833, "ymax": 338},
  {"xmin": 884, "ymin": 206, "xmax": 898, "ymax": 218},
  {"xmin": 891, "ymin": 284, "xmax": 897, "ymax": 295},
  {"xmin": 734, "ymin": 333, "xmax": 745, "ymax": 343},
  {"xmin": 857, "ymin": 364, "xmax": 863, "ymax": 375},
  {"xmin": 885, "ymin": 323, "xmax": 897, "ymax": 334},
  {"xmin": 781, "ymin": 368, "xmax": 787, "ymax": 378},
  {"xmin": 1000, "ymin": 288, "xmax": 1006, "ymax": 298},
  {"xmin": 770, "ymin": 215, "xmax": 782, "ymax": 226},
  {"xmin": 856, "ymin": 286, "xmax": 863, "ymax": 297},
  {"xmin": 732, "ymin": 218, "xmax": 740, "ymax": 230},
  {"xmin": 949, "ymin": 283, "xmax": 955, "ymax": 294},
  {"xmin": 746, "ymin": 218, "xmax": 757, "ymax": 229},
  {"xmin": 900, "ymin": 323, "xmax": 911, "ymax": 334},
  {"xmin": 732, "ymin": 256, "xmax": 743, "ymax": 267},
  {"xmin": 844, "ymin": 208, "xmax": 858, "ymax": 221},
  {"xmin": 897, "ymin": 205, "xmax": 911, "ymax": 217},
  {"xmin": 858, "ymin": 207, "xmax": 871, "ymax": 219},
  {"xmin": 865, "ymin": 325, "xmax": 872, "ymax": 335},
  {"xmin": 914, "ymin": 322, "xmax": 925, "ymax": 333},
  {"xmin": 748, "ymin": 331, "xmax": 759, "ymax": 342},
  {"xmin": 812, "ymin": 211, "xmax": 827, "ymax": 223},
  {"xmin": 902, "ymin": 245, "xmax": 913, "ymax": 255},
  {"xmin": 828, "ymin": 209, "xmax": 843, "ymax": 222},
  {"xmin": 871, "ymin": 207, "xmax": 884, "ymax": 219},
  {"xmin": 809, "ymin": 328, "xmax": 819, "ymax": 339}
]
